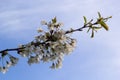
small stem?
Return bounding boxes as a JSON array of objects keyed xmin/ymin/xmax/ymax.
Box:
[
  {"xmin": 0, "ymin": 48, "xmax": 22, "ymax": 53},
  {"xmin": 65, "ymin": 19, "xmax": 96, "ymax": 34}
]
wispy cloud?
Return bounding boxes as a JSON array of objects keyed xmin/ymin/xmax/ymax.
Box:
[{"xmin": 0, "ymin": 0, "xmax": 120, "ymax": 80}]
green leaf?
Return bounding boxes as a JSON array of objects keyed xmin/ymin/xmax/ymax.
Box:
[
  {"xmin": 99, "ymin": 21, "xmax": 109, "ymax": 31},
  {"xmin": 83, "ymin": 16, "xmax": 87, "ymax": 24},
  {"xmin": 52, "ymin": 17, "xmax": 57, "ymax": 23},
  {"xmin": 98, "ymin": 12, "xmax": 101, "ymax": 18},
  {"xmin": 93, "ymin": 26, "xmax": 102, "ymax": 30}
]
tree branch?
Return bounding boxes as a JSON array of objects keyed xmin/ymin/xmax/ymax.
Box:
[{"xmin": 0, "ymin": 16, "xmax": 111, "ymax": 54}]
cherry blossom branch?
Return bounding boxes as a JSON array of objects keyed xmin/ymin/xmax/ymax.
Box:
[
  {"xmin": 0, "ymin": 15, "xmax": 111, "ymax": 54},
  {"xmin": 0, "ymin": 12, "xmax": 112, "ymax": 73}
]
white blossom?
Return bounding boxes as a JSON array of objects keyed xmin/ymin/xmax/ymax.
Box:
[
  {"xmin": 37, "ymin": 27, "xmax": 43, "ymax": 33},
  {"xmin": 28, "ymin": 56, "xmax": 40, "ymax": 65},
  {"xmin": 6, "ymin": 61, "xmax": 12, "ymax": 68},
  {"xmin": 0, "ymin": 67, "xmax": 8, "ymax": 74},
  {"xmin": 58, "ymin": 22, "xmax": 64, "ymax": 27},
  {"xmin": 10, "ymin": 56, "xmax": 19, "ymax": 66},
  {"xmin": 41, "ymin": 55, "xmax": 50, "ymax": 62},
  {"xmin": 71, "ymin": 39, "xmax": 77, "ymax": 47},
  {"xmin": 47, "ymin": 22, "xmax": 55, "ymax": 30},
  {"xmin": 41, "ymin": 20, "xmax": 47, "ymax": 25},
  {"xmin": 56, "ymin": 60, "xmax": 62, "ymax": 69}
]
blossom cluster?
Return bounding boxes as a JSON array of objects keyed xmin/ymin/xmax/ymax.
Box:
[
  {"xmin": 0, "ymin": 17, "xmax": 76, "ymax": 73},
  {"xmin": 18, "ymin": 17, "xmax": 76, "ymax": 69},
  {"xmin": 0, "ymin": 51, "xmax": 18, "ymax": 74}
]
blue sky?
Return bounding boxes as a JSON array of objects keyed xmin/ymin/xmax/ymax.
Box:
[{"xmin": 0, "ymin": 0, "xmax": 120, "ymax": 80}]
